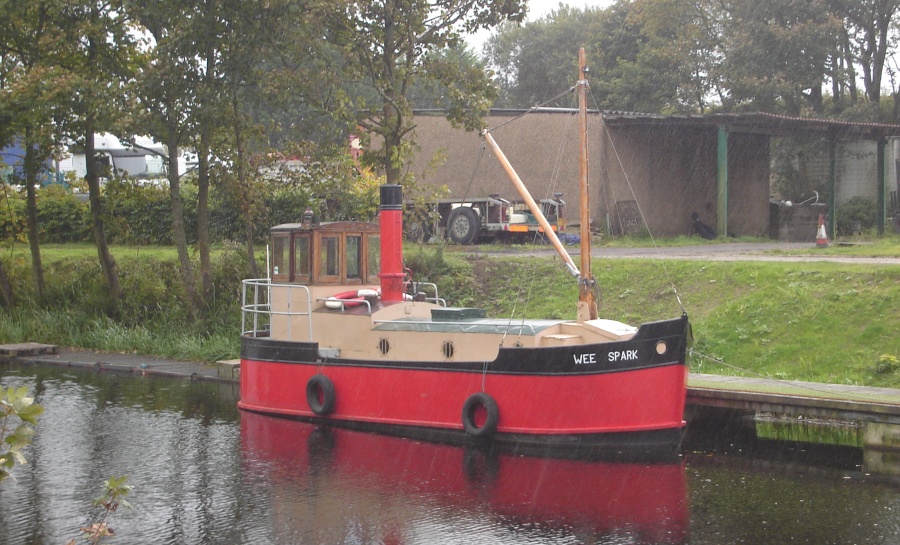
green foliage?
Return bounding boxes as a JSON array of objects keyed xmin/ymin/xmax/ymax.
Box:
[
  {"xmin": 0, "ymin": 385, "xmax": 44, "ymax": 483},
  {"xmin": 36, "ymin": 185, "xmax": 91, "ymax": 242},
  {"xmin": 103, "ymin": 180, "xmax": 177, "ymax": 245},
  {"xmin": 875, "ymin": 354, "xmax": 899, "ymax": 375},
  {"xmin": 403, "ymin": 244, "xmax": 476, "ymax": 306},
  {"xmin": 835, "ymin": 196, "xmax": 878, "ymax": 235},
  {"xmin": 329, "ymin": 0, "xmax": 525, "ymax": 184},
  {"xmin": 67, "ymin": 476, "xmax": 133, "ymax": 545},
  {"xmin": 0, "ymin": 186, "xmax": 27, "ymax": 242},
  {"xmin": 1, "ymin": 158, "xmax": 386, "ymax": 246},
  {"xmin": 452, "ymin": 253, "xmax": 900, "ymax": 388}
]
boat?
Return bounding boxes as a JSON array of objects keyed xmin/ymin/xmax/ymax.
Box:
[
  {"xmin": 238, "ymin": 49, "xmax": 690, "ymax": 453},
  {"xmin": 240, "ymin": 412, "xmax": 689, "ymax": 543}
]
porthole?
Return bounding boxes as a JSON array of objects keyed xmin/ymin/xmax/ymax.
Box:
[
  {"xmin": 442, "ymin": 341, "xmax": 455, "ymax": 359},
  {"xmin": 656, "ymin": 341, "xmax": 667, "ymax": 355},
  {"xmin": 378, "ymin": 338, "xmax": 391, "ymax": 355}
]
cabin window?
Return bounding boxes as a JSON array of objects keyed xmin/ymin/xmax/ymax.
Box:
[
  {"xmin": 271, "ymin": 234, "xmax": 289, "ymax": 280},
  {"xmin": 293, "ymin": 235, "xmax": 310, "ymax": 281},
  {"xmin": 367, "ymin": 234, "xmax": 381, "ymax": 283},
  {"xmin": 320, "ymin": 235, "xmax": 340, "ymax": 280},
  {"xmin": 346, "ymin": 235, "xmax": 362, "ymax": 281}
]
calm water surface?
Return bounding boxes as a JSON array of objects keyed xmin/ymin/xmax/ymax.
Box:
[{"xmin": 1, "ymin": 364, "xmax": 898, "ymax": 545}]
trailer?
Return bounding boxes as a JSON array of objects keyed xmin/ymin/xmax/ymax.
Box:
[{"xmin": 404, "ymin": 193, "xmax": 566, "ymax": 244}]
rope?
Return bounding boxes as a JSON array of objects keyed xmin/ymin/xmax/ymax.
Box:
[
  {"xmin": 460, "ymin": 142, "xmax": 486, "ymax": 204},
  {"xmin": 588, "ymin": 89, "xmax": 686, "ymax": 314},
  {"xmin": 487, "ymin": 85, "xmax": 577, "ymax": 133}
]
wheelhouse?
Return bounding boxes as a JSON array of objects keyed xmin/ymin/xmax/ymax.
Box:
[{"xmin": 269, "ymin": 221, "xmax": 381, "ymax": 287}]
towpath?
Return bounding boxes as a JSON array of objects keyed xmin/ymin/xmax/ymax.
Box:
[{"xmin": 473, "ymin": 241, "xmax": 900, "ymax": 265}]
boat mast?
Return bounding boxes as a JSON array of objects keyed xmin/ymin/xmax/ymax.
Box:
[
  {"xmin": 577, "ymin": 47, "xmax": 598, "ymax": 322},
  {"xmin": 482, "ymin": 131, "xmax": 580, "ymax": 278}
]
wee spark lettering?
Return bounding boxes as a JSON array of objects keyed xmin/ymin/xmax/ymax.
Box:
[
  {"xmin": 573, "ymin": 353, "xmax": 596, "ymax": 365},
  {"xmin": 609, "ymin": 350, "xmax": 638, "ymax": 362}
]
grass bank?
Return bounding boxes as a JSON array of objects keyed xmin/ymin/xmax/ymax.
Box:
[
  {"xmin": 1, "ymin": 242, "xmax": 898, "ymax": 388},
  {"xmin": 456, "ymin": 254, "xmax": 899, "ymax": 388},
  {"xmin": 0, "ymin": 243, "xmax": 250, "ymax": 362}
]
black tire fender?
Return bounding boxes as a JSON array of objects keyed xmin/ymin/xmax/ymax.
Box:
[
  {"xmin": 446, "ymin": 207, "xmax": 480, "ymax": 245},
  {"xmin": 306, "ymin": 374, "xmax": 336, "ymax": 415},
  {"xmin": 461, "ymin": 392, "xmax": 499, "ymax": 437}
]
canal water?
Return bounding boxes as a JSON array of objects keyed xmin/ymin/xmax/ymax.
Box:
[{"xmin": 1, "ymin": 364, "xmax": 898, "ymax": 545}]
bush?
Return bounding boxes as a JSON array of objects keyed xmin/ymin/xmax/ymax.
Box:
[
  {"xmin": 103, "ymin": 180, "xmax": 175, "ymax": 245},
  {"xmin": 0, "ymin": 188, "xmax": 26, "ymax": 242},
  {"xmin": 835, "ymin": 196, "xmax": 877, "ymax": 235},
  {"xmin": 37, "ymin": 186, "xmax": 90, "ymax": 243}
]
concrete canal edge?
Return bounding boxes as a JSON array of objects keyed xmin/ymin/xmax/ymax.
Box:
[
  {"xmin": 3, "ymin": 343, "xmax": 899, "ymax": 454},
  {"xmin": 0, "ymin": 344, "xmax": 237, "ymax": 384},
  {"xmin": 688, "ymin": 373, "xmax": 900, "ymax": 457}
]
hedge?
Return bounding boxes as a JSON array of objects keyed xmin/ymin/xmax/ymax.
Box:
[{"xmin": 0, "ymin": 179, "xmax": 357, "ymax": 245}]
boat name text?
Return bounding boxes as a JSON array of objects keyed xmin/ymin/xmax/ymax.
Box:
[
  {"xmin": 572, "ymin": 350, "xmax": 639, "ymax": 365},
  {"xmin": 608, "ymin": 349, "xmax": 638, "ymax": 362}
]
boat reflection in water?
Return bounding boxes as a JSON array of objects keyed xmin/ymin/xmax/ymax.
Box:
[{"xmin": 240, "ymin": 412, "xmax": 689, "ymax": 544}]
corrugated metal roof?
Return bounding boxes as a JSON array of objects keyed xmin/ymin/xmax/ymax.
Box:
[
  {"xmin": 599, "ymin": 110, "xmax": 900, "ymax": 138},
  {"xmin": 414, "ymin": 108, "xmax": 900, "ymax": 137}
]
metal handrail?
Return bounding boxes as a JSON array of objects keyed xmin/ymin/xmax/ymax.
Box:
[
  {"xmin": 241, "ymin": 279, "xmax": 313, "ymax": 341},
  {"xmin": 406, "ymin": 281, "xmax": 446, "ymax": 306}
]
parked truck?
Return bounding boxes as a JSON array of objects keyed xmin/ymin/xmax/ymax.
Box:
[{"xmin": 405, "ymin": 193, "xmax": 566, "ymax": 244}]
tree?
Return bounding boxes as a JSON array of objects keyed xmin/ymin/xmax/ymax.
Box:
[
  {"xmin": 204, "ymin": 0, "xmax": 347, "ymax": 282},
  {"xmin": 325, "ymin": 0, "xmax": 527, "ymax": 185},
  {"xmin": 837, "ymin": 0, "xmax": 900, "ymax": 109},
  {"xmin": 128, "ymin": 0, "xmax": 203, "ymax": 314},
  {"xmin": 621, "ymin": 0, "xmax": 723, "ymax": 113},
  {"xmin": 485, "ymin": 6, "xmax": 613, "ymax": 108},
  {"xmin": 0, "ymin": 0, "xmax": 75, "ymax": 302},
  {"xmin": 56, "ymin": 0, "xmax": 141, "ymax": 307},
  {"xmin": 718, "ymin": 0, "xmax": 841, "ymax": 115}
]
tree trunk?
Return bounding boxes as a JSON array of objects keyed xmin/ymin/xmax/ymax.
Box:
[
  {"xmin": 23, "ymin": 126, "xmax": 45, "ymax": 302},
  {"xmin": 84, "ymin": 127, "xmax": 123, "ymax": 308},
  {"xmin": 196, "ymin": 31, "xmax": 215, "ymax": 302},
  {"xmin": 0, "ymin": 261, "xmax": 14, "ymax": 308},
  {"xmin": 842, "ymin": 27, "xmax": 858, "ymax": 104},
  {"xmin": 197, "ymin": 129, "xmax": 212, "ymax": 301},
  {"xmin": 232, "ymin": 87, "xmax": 259, "ymax": 278},
  {"xmin": 166, "ymin": 121, "xmax": 198, "ymax": 316}
]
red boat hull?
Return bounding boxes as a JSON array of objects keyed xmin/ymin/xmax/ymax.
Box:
[{"xmin": 239, "ymin": 316, "xmax": 689, "ymax": 451}]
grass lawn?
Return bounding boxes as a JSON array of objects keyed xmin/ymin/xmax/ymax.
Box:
[{"xmin": 1, "ymin": 239, "xmax": 898, "ymax": 389}]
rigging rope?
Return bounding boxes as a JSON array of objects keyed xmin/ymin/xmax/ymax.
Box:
[
  {"xmin": 587, "ymin": 89, "xmax": 686, "ymax": 314},
  {"xmin": 487, "ymin": 85, "xmax": 577, "ymax": 134}
]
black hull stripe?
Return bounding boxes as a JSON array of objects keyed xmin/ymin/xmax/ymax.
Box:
[{"xmin": 242, "ymin": 316, "xmax": 689, "ymax": 377}]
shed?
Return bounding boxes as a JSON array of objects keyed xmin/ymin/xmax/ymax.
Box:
[{"xmin": 409, "ymin": 110, "xmax": 900, "ymax": 239}]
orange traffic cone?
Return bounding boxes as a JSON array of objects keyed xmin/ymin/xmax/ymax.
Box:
[{"xmin": 816, "ymin": 213, "xmax": 829, "ymax": 248}]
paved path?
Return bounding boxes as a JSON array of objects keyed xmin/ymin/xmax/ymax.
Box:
[{"xmin": 473, "ymin": 242, "xmax": 900, "ymax": 264}]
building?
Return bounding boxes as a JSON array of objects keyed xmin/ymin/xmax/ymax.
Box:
[{"xmin": 409, "ymin": 110, "xmax": 900, "ymax": 239}]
